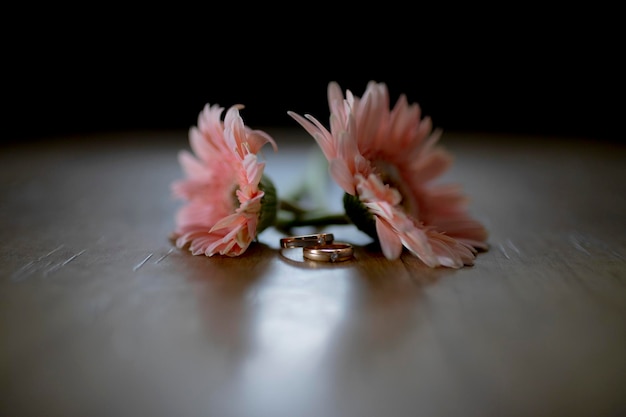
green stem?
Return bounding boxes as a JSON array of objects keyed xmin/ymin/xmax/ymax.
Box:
[{"xmin": 278, "ymin": 199, "xmax": 308, "ymax": 216}]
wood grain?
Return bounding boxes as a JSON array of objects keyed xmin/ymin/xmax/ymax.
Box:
[{"xmin": 1, "ymin": 130, "xmax": 624, "ymax": 417}]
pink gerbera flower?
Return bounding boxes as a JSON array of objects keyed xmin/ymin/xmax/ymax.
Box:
[
  {"xmin": 171, "ymin": 103, "xmax": 278, "ymax": 257},
  {"xmin": 288, "ymin": 81, "xmax": 488, "ymax": 268}
]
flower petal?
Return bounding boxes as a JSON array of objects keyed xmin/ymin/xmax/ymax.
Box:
[
  {"xmin": 375, "ymin": 217, "xmax": 403, "ymax": 260},
  {"xmin": 171, "ymin": 103, "xmax": 277, "ymax": 257},
  {"xmin": 329, "ymin": 159, "xmax": 356, "ymax": 195},
  {"xmin": 289, "ymin": 81, "xmax": 488, "ymax": 267}
]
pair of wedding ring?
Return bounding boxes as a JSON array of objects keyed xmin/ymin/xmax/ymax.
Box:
[{"xmin": 279, "ymin": 233, "xmax": 354, "ymax": 262}]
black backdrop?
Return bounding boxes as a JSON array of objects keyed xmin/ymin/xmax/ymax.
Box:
[{"xmin": 4, "ymin": 17, "xmax": 620, "ymax": 144}]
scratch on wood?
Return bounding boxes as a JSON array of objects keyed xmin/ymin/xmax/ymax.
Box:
[
  {"xmin": 11, "ymin": 260, "xmax": 36, "ymax": 281},
  {"xmin": 62, "ymin": 249, "xmax": 86, "ymax": 266},
  {"xmin": 43, "ymin": 249, "xmax": 86, "ymax": 276},
  {"xmin": 154, "ymin": 248, "xmax": 174, "ymax": 264},
  {"xmin": 506, "ymin": 239, "xmax": 521, "ymax": 255},
  {"xmin": 498, "ymin": 243, "xmax": 510, "ymax": 259},
  {"xmin": 133, "ymin": 253, "xmax": 153, "ymax": 271},
  {"xmin": 569, "ymin": 233, "xmax": 590, "ymax": 255},
  {"xmin": 43, "ymin": 264, "xmax": 62, "ymax": 277},
  {"xmin": 44, "ymin": 244, "xmax": 64, "ymax": 258},
  {"xmin": 11, "ymin": 244, "xmax": 65, "ymax": 281}
]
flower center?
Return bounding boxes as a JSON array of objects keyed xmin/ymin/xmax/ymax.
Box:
[
  {"xmin": 231, "ymin": 186, "xmax": 241, "ymax": 210},
  {"xmin": 372, "ymin": 159, "xmax": 419, "ymax": 218}
]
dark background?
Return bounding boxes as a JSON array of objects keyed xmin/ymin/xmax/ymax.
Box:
[{"xmin": 4, "ymin": 16, "xmax": 621, "ymax": 144}]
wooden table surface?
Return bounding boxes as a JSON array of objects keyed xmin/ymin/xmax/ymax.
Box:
[{"xmin": 1, "ymin": 129, "xmax": 625, "ymax": 417}]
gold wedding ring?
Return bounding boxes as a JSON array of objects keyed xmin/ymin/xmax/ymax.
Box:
[
  {"xmin": 303, "ymin": 243, "xmax": 354, "ymax": 263},
  {"xmin": 280, "ymin": 233, "xmax": 334, "ymax": 248}
]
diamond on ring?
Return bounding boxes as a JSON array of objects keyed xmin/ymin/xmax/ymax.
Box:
[{"xmin": 302, "ymin": 243, "xmax": 354, "ymax": 263}]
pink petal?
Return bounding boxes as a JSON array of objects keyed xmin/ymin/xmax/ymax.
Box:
[
  {"xmin": 288, "ymin": 81, "xmax": 488, "ymax": 267},
  {"xmin": 329, "ymin": 159, "xmax": 356, "ymax": 195},
  {"xmin": 375, "ymin": 217, "xmax": 403, "ymax": 260}
]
